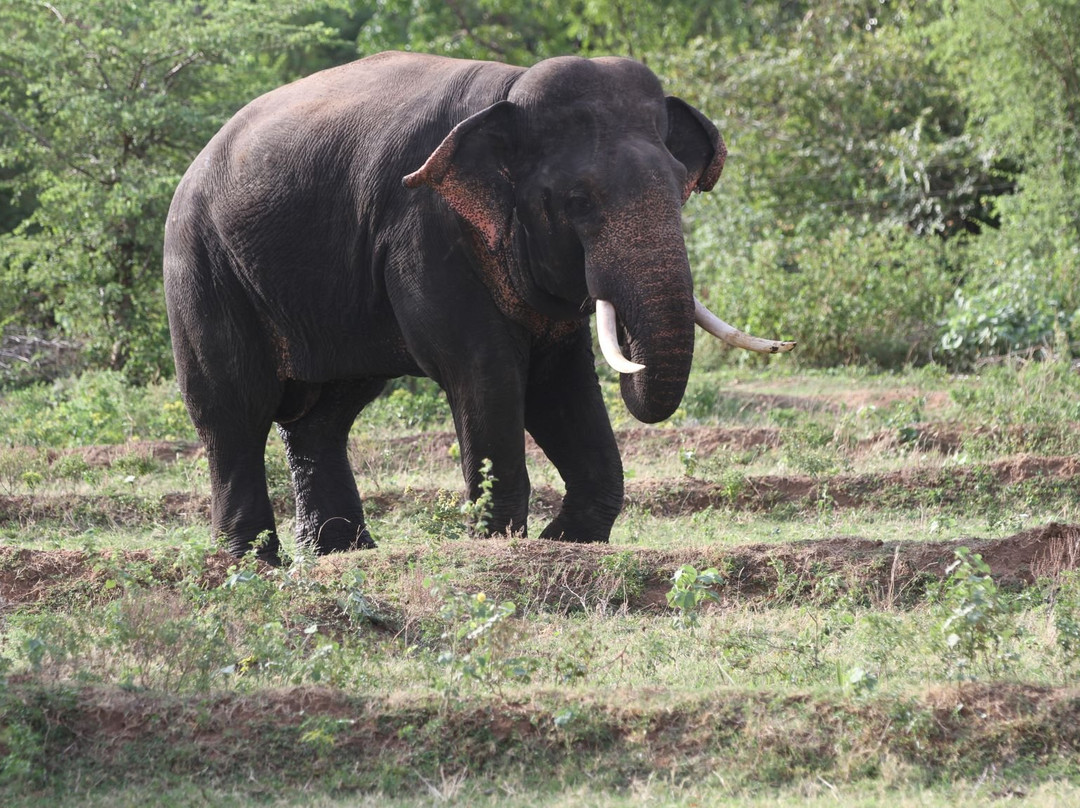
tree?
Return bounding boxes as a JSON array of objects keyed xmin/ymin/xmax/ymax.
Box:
[
  {"xmin": 357, "ymin": 0, "xmax": 757, "ymax": 66},
  {"xmin": 933, "ymin": 0, "xmax": 1080, "ymax": 363},
  {"xmin": 672, "ymin": 1, "xmax": 1009, "ymax": 239},
  {"xmin": 0, "ymin": 0, "xmax": 343, "ymax": 379}
]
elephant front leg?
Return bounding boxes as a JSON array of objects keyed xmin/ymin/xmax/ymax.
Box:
[
  {"xmin": 446, "ymin": 378, "xmax": 532, "ymax": 538},
  {"xmin": 526, "ymin": 329, "xmax": 624, "ymax": 542}
]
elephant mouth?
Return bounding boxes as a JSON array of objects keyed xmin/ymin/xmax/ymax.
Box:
[{"xmin": 594, "ymin": 298, "xmax": 796, "ymax": 375}]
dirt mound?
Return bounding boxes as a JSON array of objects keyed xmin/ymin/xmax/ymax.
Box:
[
  {"xmin": 632, "ymin": 453, "xmax": 1080, "ymax": 516},
  {"xmin": 3, "ymin": 524, "xmax": 1078, "ymax": 614},
  {"xmin": 0, "ymin": 491, "xmax": 212, "ymax": 528},
  {"xmin": 0, "ymin": 546, "xmax": 246, "ymax": 611}
]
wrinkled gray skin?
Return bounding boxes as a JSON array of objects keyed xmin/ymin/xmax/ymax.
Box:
[{"xmin": 164, "ymin": 51, "xmax": 726, "ymax": 563}]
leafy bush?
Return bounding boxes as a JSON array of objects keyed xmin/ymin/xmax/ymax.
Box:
[
  {"xmin": 667, "ymin": 564, "xmax": 724, "ymax": 629},
  {"xmin": 690, "ymin": 221, "xmax": 955, "ymax": 369},
  {"xmin": 428, "ymin": 575, "xmax": 538, "ymax": 699},
  {"xmin": 0, "ymin": 1, "xmax": 341, "ymax": 379},
  {"xmin": 937, "ymin": 548, "xmax": 1017, "ymax": 679},
  {"xmin": 938, "ymin": 262, "xmax": 1078, "ymax": 369}
]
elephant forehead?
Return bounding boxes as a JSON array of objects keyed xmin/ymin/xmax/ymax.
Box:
[
  {"xmin": 521, "ymin": 100, "xmax": 667, "ymax": 163},
  {"xmin": 510, "ymin": 56, "xmax": 666, "ymax": 121}
]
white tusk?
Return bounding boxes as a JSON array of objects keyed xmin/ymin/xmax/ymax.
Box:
[
  {"xmin": 595, "ymin": 300, "xmax": 646, "ymax": 374},
  {"xmin": 694, "ymin": 298, "xmax": 797, "ymax": 354}
]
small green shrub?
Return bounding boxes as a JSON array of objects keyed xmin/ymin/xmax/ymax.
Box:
[
  {"xmin": 420, "ymin": 489, "xmax": 467, "ymax": 539},
  {"xmin": 937, "ymin": 548, "xmax": 1017, "ymax": 679},
  {"xmin": 666, "ymin": 564, "xmax": 724, "ymax": 629},
  {"xmin": 460, "ymin": 457, "xmax": 496, "ymax": 534},
  {"xmin": 428, "ymin": 575, "xmax": 538, "ymax": 699}
]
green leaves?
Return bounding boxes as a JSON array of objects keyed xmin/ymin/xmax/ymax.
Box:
[
  {"xmin": 0, "ymin": 0, "xmax": 1076, "ymax": 382},
  {"xmin": 937, "ymin": 547, "xmax": 1018, "ymax": 679},
  {"xmin": 666, "ymin": 564, "xmax": 724, "ymax": 628},
  {"xmin": 0, "ymin": 1, "xmax": 343, "ymax": 379}
]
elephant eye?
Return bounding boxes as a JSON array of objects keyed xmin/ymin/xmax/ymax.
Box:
[
  {"xmin": 541, "ymin": 188, "xmax": 556, "ymax": 222},
  {"xmin": 564, "ymin": 190, "xmax": 593, "ymax": 220}
]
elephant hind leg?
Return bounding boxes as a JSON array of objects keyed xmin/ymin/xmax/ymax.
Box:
[
  {"xmin": 168, "ymin": 298, "xmax": 283, "ymax": 562},
  {"xmin": 207, "ymin": 437, "xmax": 281, "ymax": 562},
  {"xmin": 278, "ymin": 378, "xmax": 386, "ymax": 554}
]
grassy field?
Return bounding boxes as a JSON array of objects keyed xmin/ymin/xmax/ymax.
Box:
[{"xmin": 2, "ymin": 358, "xmax": 1080, "ymax": 805}]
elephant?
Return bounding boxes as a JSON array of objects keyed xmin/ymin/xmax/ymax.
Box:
[{"xmin": 163, "ymin": 50, "xmax": 794, "ymax": 564}]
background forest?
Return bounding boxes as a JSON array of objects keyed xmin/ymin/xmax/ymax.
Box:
[{"xmin": 0, "ymin": 0, "xmax": 1078, "ymax": 387}]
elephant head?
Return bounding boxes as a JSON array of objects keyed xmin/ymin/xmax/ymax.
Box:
[{"xmin": 404, "ymin": 57, "xmax": 794, "ymax": 423}]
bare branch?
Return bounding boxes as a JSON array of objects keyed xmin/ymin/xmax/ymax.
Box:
[
  {"xmin": 164, "ymin": 51, "xmax": 205, "ymax": 87},
  {"xmin": 42, "ymin": 2, "xmax": 66, "ymax": 24}
]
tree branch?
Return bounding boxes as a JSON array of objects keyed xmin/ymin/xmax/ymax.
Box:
[{"xmin": 443, "ymin": 0, "xmax": 506, "ymax": 57}]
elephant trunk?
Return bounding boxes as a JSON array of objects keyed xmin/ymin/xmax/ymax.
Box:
[
  {"xmin": 584, "ymin": 173, "xmax": 795, "ymax": 424},
  {"xmin": 586, "ymin": 217, "xmax": 696, "ymax": 424}
]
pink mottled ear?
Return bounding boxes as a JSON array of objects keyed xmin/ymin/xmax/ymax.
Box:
[
  {"xmin": 665, "ymin": 97, "xmax": 726, "ymax": 203},
  {"xmin": 403, "ymin": 101, "xmax": 517, "ymax": 253}
]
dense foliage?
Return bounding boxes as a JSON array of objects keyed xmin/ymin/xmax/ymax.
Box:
[
  {"xmin": 0, "ymin": 0, "xmax": 340, "ymax": 380},
  {"xmin": 1, "ymin": 0, "xmax": 1077, "ymax": 385}
]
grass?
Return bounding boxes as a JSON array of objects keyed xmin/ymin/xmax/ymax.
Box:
[{"xmin": 2, "ymin": 357, "xmax": 1080, "ymax": 802}]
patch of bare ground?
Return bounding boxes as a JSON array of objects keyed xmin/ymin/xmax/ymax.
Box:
[
  {"xmin": 623, "ymin": 453, "xmax": 1080, "ymax": 516},
  {"xmin": 3, "ymin": 523, "xmax": 1078, "ymax": 614},
  {"xmin": 45, "ymin": 440, "xmax": 203, "ymax": 467},
  {"xmin": 0, "ymin": 547, "xmax": 244, "ymax": 611},
  {"xmin": 3, "ymin": 680, "xmax": 1079, "ymax": 792}
]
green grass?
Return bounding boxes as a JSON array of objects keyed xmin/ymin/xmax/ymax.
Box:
[{"xmin": 2, "ymin": 359, "xmax": 1080, "ymax": 802}]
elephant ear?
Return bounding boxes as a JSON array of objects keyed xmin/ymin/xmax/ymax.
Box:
[
  {"xmin": 665, "ymin": 97, "xmax": 727, "ymax": 203},
  {"xmin": 403, "ymin": 101, "xmax": 517, "ymax": 253}
]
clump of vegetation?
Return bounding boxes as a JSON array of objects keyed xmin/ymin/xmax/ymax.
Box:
[
  {"xmin": 0, "ymin": 372, "xmax": 194, "ymax": 447},
  {"xmin": 428, "ymin": 575, "xmax": 538, "ymax": 701}
]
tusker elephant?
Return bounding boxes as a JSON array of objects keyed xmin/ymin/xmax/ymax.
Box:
[{"xmin": 163, "ymin": 51, "xmax": 794, "ymax": 563}]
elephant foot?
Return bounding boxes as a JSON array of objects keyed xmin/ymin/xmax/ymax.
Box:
[
  {"xmin": 225, "ymin": 531, "xmax": 283, "ymax": 565},
  {"xmin": 256, "ymin": 548, "xmax": 284, "ymax": 568},
  {"xmin": 308, "ymin": 520, "xmax": 378, "ymax": 555},
  {"xmin": 539, "ymin": 517, "xmax": 611, "ymax": 544}
]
